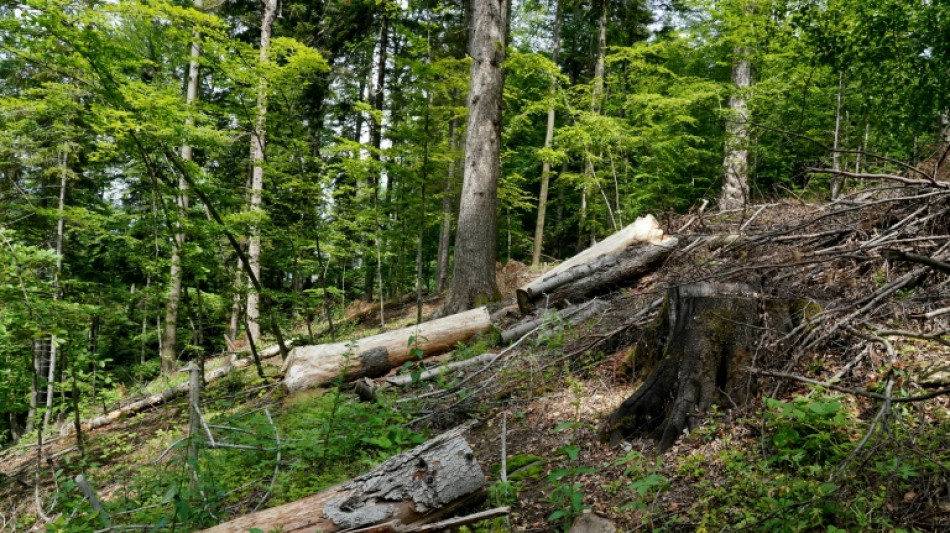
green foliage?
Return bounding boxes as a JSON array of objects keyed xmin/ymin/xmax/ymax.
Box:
[{"xmin": 763, "ymin": 394, "xmax": 855, "ymax": 469}]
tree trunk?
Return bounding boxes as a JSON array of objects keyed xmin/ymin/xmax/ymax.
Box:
[
  {"xmin": 830, "ymin": 70, "xmax": 845, "ymax": 199},
  {"xmin": 600, "ymin": 283, "xmax": 796, "ymax": 452},
  {"xmin": 364, "ymin": 13, "xmax": 389, "ymax": 303},
  {"xmin": 162, "ymin": 1, "xmax": 202, "ymax": 375},
  {"xmin": 440, "ymin": 0, "xmax": 509, "ymax": 315},
  {"xmin": 436, "ymin": 117, "xmax": 458, "ymax": 292},
  {"xmin": 283, "ymin": 307, "xmax": 493, "ymax": 392},
  {"xmin": 517, "ymin": 215, "xmax": 674, "ymax": 313},
  {"xmin": 199, "ymin": 425, "xmax": 485, "ymax": 533},
  {"xmin": 719, "ymin": 50, "xmax": 752, "ymax": 210},
  {"xmin": 531, "ymin": 0, "xmax": 562, "ymax": 267},
  {"xmin": 246, "ymin": 0, "xmax": 278, "ymax": 344}
]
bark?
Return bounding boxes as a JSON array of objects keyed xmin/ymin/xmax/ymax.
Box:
[
  {"xmin": 436, "ymin": 118, "xmax": 458, "ymax": 292},
  {"xmin": 719, "ymin": 50, "xmax": 752, "ymax": 210},
  {"xmin": 440, "ymin": 0, "xmax": 509, "ymax": 316},
  {"xmin": 364, "ymin": 13, "xmax": 389, "ymax": 302},
  {"xmin": 68, "ymin": 343, "xmax": 288, "ymax": 434},
  {"xmin": 163, "ymin": 1, "xmax": 202, "ymax": 375},
  {"xmin": 200, "ymin": 425, "xmax": 486, "ymax": 533},
  {"xmin": 501, "ymin": 298, "xmax": 608, "ymax": 344},
  {"xmin": 283, "ymin": 307, "xmax": 493, "ymax": 392},
  {"xmin": 830, "ymin": 71, "xmax": 844, "ymax": 199},
  {"xmin": 600, "ymin": 283, "xmax": 796, "ymax": 451},
  {"xmin": 531, "ymin": 0, "xmax": 562, "ymax": 267},
  {"xmin": 246, "ymin": 0, "xmax": 278, "ymax": 344},
  {"xmin": 517, "ymin": 215, "xmax": 675, "ymax": 313}
]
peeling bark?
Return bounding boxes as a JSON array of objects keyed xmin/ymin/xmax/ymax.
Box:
[{"xmin": 200, "ymin": 425, "xmax": 485, "ymax": 533}]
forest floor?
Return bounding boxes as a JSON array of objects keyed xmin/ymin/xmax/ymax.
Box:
[{"xmin": 2, "ymin": 187, "xmax": 950, "ymax": 532}]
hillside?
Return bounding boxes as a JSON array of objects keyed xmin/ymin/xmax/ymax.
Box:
[{"xmin": 2, "ymin": 188, "xmax": 948, "ymax": 532}]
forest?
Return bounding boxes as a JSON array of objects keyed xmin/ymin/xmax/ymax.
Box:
[{"xmin": 1, "ymin": 0, "xmax": 949, "ymax": 531}]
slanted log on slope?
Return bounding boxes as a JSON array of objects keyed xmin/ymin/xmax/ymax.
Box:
[
  {"xmin": 200, "ymin": 425, "xmax": 486, "ymax": 533},
  {"xmin": 283, "ymin": 307, "xmax": 493, "ymax": 392},
  {"xmin": 72, "ymin": 343, "xmax": 288, "ymax": 434},
  {"xmin": 500, "ymin": 298, "xmax": 609, "ymax": 344},
  {"xmin": 517, "ymin": 216, "xmax": 677, "ymax": 313}
]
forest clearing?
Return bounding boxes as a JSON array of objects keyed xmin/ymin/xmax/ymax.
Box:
[{"xmin": 1, "ymin": 0, "xmax": 949, "ymax": 531}]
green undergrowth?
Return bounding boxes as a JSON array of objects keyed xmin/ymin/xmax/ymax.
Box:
[
  {"xmin": 42, "ymin": 366, "xmax": 425, "ymax": 532},
  {"xmin": 659, "ymin": 394, "xmax": 946, "ymax": 532}
]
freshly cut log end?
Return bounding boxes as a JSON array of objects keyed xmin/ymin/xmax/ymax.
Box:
[
  {"xmin": 200, "ymin": 425, "xmax": 486, "ymax": 533},
  {"xmin": 600, "ymin": 283, "xmax": 795, "ymax": 452},
  {"xmin": 284, "ymin": 307, "xmax": 493, "ymax": 392},
  {"xmin": 516, "ymin": 216, "xmax": 677, "ymax": 314}
]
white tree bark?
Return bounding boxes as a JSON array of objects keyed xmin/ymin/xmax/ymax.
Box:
[
  {"xmin": 531, "ymin": 0, "xmax": 562, "ymax": 267},
  {"xmin": 246, "ymin": 0, "xmax": 278, "ymax": 344},
  {"xmin": 162, "ymin": 0, "xmax": 203, "ymax": 375},
  {"xmin": 719, "ymin": 51, "xmax": 752, "ymax": 210}
]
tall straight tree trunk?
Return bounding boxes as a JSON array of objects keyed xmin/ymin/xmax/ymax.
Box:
[
  {"xmin": 162, "ymin": 0, "xmax": 202, "ymax": 375},
  {"xmin": 531, "ymin": 0, "xmax": 562, "ymax": 267},
  {"xmin": 578, "ymin": 0, "xmax": 607, "ymax": 252},
  {"xmin": 247, "ymin": 0, "xmax": 278, "ymax": 344},
  {"xmin": 830, "ymin": 71, "xmax": 845, "ymax": 199},
  {"xmin": 719, "ymin": 50, "xmax": 752, "ymax": 210},
  {"xmin": 43, "ymin": 148, "xmax": 68, "ymax": 427},
  {"xmin": 439, "ymin": 0, "xmax": 509, "ymax": 316},
  {"xmin": 364, "ymin": 13, "xmax": 389, "ymax": 303},
  {"xmin": 436, "ymin": 117, "xmax": 458, "ymax": 292}
]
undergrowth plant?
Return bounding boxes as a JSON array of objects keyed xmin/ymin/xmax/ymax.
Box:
[{"xmin": 545, "ymin": 376, "xmax": 598, "ymax": 530}]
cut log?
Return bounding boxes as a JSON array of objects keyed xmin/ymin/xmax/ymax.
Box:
[
  {"xmin": 600, "ymin": 283, "xmax": 796, "ymax": 451},
  {"xmin": 516, "ymin": 215, "xmax": 676, "ymax": 314},
  {"xmin": 500, "ymin": 298, "xmax": 609, "ymax": 344},
  {"xmin": 200, "ymin": 424, "xmax": 486, "ymax": 533},
  {"xmin": 384, "ymin": 352, "xmax": 497, "ymax": 387},
  {"xmin": 66, "ymin": 343, "xmax": 289, "ymax": 435},
  {"xmin": 283, "ymin": 307, "xmax": 493, "ymax": 392}
]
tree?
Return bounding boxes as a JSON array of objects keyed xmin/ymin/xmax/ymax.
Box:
[
  {"xmin": 162, "ymin": 0, "xmax": 204, "ymax": 375},
  {"xmin": 531, "ymin": 0, "xmax": 563, "ymax": 267},
  {"xmin": 246, "ymin": 0, "xmax": 278, "ymax": 345},
  {"xmin": 440, "ymin": 0, "xmax": 510, "ymax": 315}
]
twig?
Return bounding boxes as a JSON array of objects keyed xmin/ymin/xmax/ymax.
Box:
[
  {"xmin": 75, "ymin": 474, "xmax": 111, "ymax": 527},
  {"xmin": 252, "ymin": 408, "xmax": 280, "ymax": 512},
  {"xmin": 746, "ymin": 368, "xmax": 950, "ymax": 403}
]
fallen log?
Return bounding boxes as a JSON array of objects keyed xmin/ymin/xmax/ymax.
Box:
[
  {"xmin": 516, "ymin": 216, "xmax": 677, "ymax": 314},
  {"xmin": 600, "ymin": 283, "xmax": 797, "ymax": 451},
  {"xmin": 500, "ymin": 299, "xmax": 609, "ymax": 344},
  {"xmin": 283, "ymin": 307, "xmax": 493, "ymax": 392},
  {"xmin": 384, "ymin": 352, "xmax": 497, "ymax": 387},
  {"xmin": 200, "ymin": 424, "xmax": 486, "ymax": 533},
  {"xmin": 70, "ymin": 342, "xmax": 289, "ymax": 435}
]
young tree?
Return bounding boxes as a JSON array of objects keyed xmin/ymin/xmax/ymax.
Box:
[
  {"xmin": 440, "ymin": 0, "xmax": 510, "ymax": 315},
  {"xmin": 531, "ymin": 0, "xmax": 563, "ymax": 267},
  {"xmin": 246, "ymin": 0, "xmax": 279, "ymax": 344},
  {"xmin": 162, "ymin": 0, "xmax": 204, "ymax": 375}
]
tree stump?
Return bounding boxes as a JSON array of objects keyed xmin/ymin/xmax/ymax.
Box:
[{"xmin": 600, "ymin": 283, "xmax": 793, "ymax": 451}]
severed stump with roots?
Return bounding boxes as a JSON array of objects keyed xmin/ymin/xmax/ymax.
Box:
[{"xmin": 600, "ymin": 282, "xmax": 796, "ymax": 452}]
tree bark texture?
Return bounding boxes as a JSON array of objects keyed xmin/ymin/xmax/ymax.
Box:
[
  {"xmin": 162, "ymin": 1, "xmax": 202, "ymax": 375},
  {"xmin": 440, "ymin": 0, "xmax": 509, "ymax": 316},
  {"xmin": 246, "ymin": 0, "xmax": 278, "ymax": 344},
  {"xmin": 600, "ymin": 283, "xmax": 797, "ymax": 451},
  {"xmin": 719, "ymin": 51, "xmax": 751, "ymax": 210},
  {"xmin": 517, "ymin": 215, "xmax": 675, "ymax": 313},
  {"xmin": 283, "ymin": 307, "xmax": 493, "ymax": 392},
  {"xmin": 436, "ymin": 118, "xmax": 458, "ymax": 292},
  {"xmin": 200, "ymin": 425, "xmax": 485, "ymax": 533},
  {"xmin": 531, "ymin": 0, "xmax": 562, "ymax": 267}
]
